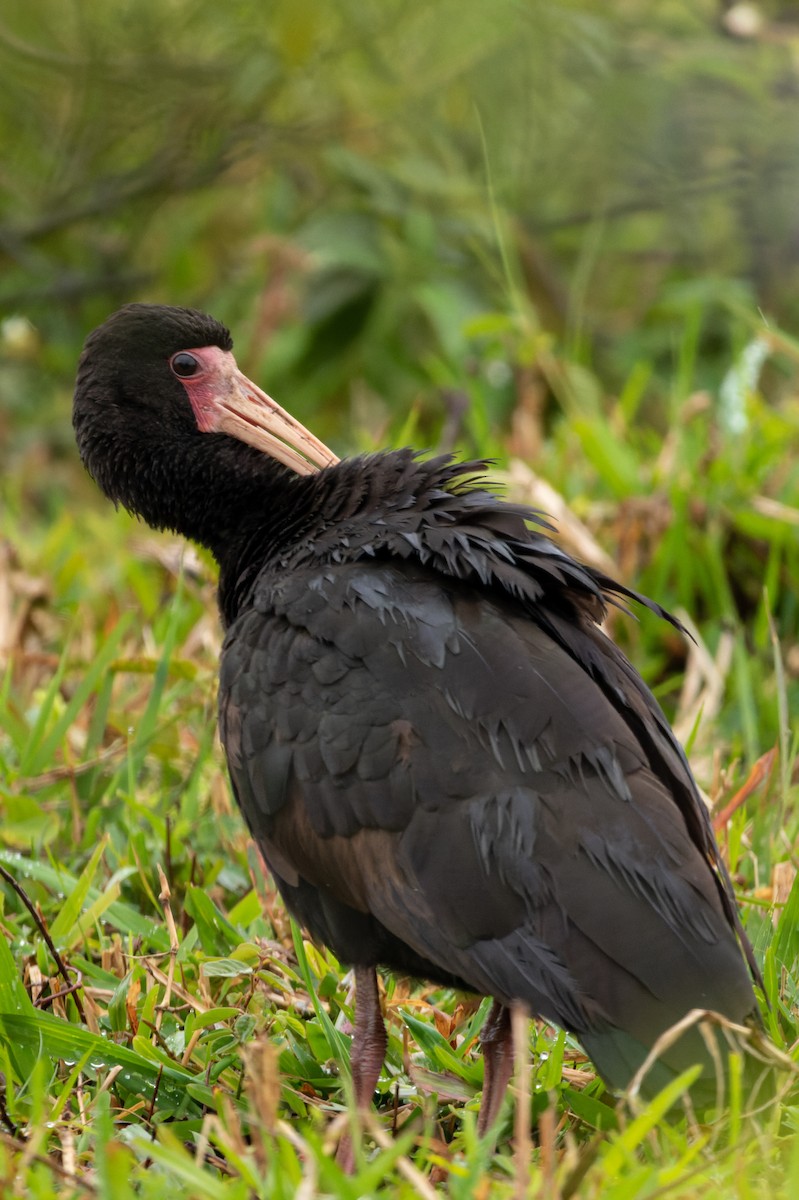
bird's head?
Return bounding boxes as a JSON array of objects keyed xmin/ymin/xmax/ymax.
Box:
[{"xmin": 73, "ymin": 303, "xmax": 338, "ymax": 513}]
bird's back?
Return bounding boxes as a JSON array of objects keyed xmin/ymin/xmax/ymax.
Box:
[{"xmin": 218, "ymin": 451, "xmax": 759, "ymax": 1096}]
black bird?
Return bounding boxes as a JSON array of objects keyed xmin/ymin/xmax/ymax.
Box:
[{"xmin": 74, "ymin": 303, "xmax": 761, "ymax": 1145}]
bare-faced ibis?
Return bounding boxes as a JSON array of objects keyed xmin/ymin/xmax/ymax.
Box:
[{"xmin": 74, "ymin": 304, "xmax": 761, "ymax": 1148}]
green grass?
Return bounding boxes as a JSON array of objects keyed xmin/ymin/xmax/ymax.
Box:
[{"xmin": 1, "ymin": 330, "xmax": 799, "ymax": 1198}]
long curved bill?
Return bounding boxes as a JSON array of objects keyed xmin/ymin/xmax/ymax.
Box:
[{"xmin": 216, "ymin": 370, "xmax": 339, "ymax": 475}]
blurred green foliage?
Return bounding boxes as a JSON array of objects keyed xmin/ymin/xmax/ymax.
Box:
[{"xmin": 4, "ymin": 0, "xmax": 799, "ymax": 443}]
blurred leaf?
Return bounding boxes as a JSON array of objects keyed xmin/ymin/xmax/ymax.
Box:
[
  {"xmin": 0, "ymin": 924, "xmax": 38, "ymax": 1082},
  {"xmin": 49, "ymin": 835, "xmax": 108, "ymax": 946},
  {"xmin": 184, "ymin": 885, "xmax": 242, "ymax": 956}
]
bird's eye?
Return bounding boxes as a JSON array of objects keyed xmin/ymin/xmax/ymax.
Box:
[{"xmin": 170, "ymin": 352, "xmax": 201, "ymax": 378}]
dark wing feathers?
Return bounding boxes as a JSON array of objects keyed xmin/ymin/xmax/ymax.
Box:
[
  {"xmin": 293, "ymin": 453, "xmax": 684, "ymax": 631},
  {"xmin": 219, "ymin": 549, "xmax": 756, "ymax": 1081}
]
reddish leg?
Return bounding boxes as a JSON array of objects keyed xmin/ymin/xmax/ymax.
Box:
[
  {"xmin": 477, "ymin": 999, "xmax": 514, "ymax": 1137},
  {"xmin": 336, "ymin": 964, "xmax": 387, "ymax": 1171}
]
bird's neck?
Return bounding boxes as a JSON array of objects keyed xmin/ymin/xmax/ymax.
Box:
[
  {"xmin": 167, "ymin": 437, "xmax": 323, "ymax": 612},
  {"xmin": 108, "ymin": 430, "xmax": 317, "ymax": 604}
]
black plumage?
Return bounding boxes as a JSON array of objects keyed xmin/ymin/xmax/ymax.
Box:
[{"xmin": 74, "ymin": 304, "xmax": 761, "ymax": 1150}]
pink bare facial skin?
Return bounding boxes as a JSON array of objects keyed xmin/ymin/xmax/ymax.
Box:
[{"xmin": 169, "ymin": 345, "xmax": 338, "ymax": 475}]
